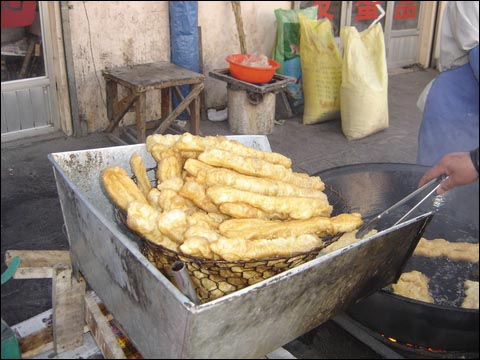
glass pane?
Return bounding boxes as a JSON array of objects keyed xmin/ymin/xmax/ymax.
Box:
[
  {"xmin": 298, "ymin": 1, "xmax": 343, "ymax": 37},
  {"xmin": 1, "ymin": 1, "xmax": 46, "ymax": 82},
  {"xmin": 392, "ymin": 1, "xmax": 420, "ymax": 30},
  {"xmin": 350, "ymin": 1, "xmax": 387, "ymax": 32}
]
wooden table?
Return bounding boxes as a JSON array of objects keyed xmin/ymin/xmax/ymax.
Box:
[{"xmin": 102, "ymin": 61, "xmax": 205, "ymax": 143}]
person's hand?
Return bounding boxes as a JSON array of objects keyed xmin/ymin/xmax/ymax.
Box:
[{"xmin": 418, "ymin": 152, "xmax": 478, "ymax": 195}]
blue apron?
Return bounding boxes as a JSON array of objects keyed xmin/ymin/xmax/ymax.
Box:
[{"xmin": 417, "ymin": 45, "xmax": 479, "ymax": 166}]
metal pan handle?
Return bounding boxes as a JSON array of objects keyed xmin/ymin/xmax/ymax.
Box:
[
  {"xmin": 355, "ymin": 175, "xmax": 446, "ymax": 239},
  {"xmin": 392, "ymin": 176, "xmax": 447, "ymax": 226}
]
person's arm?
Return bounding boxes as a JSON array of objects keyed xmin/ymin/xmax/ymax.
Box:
[{"xmin": 418, "ymin": 149, "xmax": 479, "ymax": 194}]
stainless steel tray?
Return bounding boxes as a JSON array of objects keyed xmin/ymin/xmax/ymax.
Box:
[{"xmin": 48, "ymin": 136, "xmax": 433, "ymax": 358}]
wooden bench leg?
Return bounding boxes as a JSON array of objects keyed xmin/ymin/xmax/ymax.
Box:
[
  {"xmin": 135, "ymin": 92, "xmax": 146, "ymax": 143},
  {"xmin": 154, "ymin": 82, "xmax": 204, "ymax": 135},
  {"xmin": 105, "ymin": 87, "xmax": 138, "ymax": 134},
  {"xmin": 161, "ymin": 88, "xmax": 171, "ymax": 120},
  {"xmin": 105, "ymin": 79, "xmax": 118, "ymax": 130},
  {"xmin": 189, "ymin": 84, "xmax": 201, "ymax": 135}
]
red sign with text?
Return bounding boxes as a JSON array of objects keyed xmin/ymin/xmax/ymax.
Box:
[
  {"xmin": 354, "ymin": 1, "xmax": 382, "ymax": 21},
  {"xmin": 313, "ymin": 1, "xmax": 334, "ymax": 20},
  {"xmin": 394, "ymin": 1, "xmax": 417, "ymax": 20}
]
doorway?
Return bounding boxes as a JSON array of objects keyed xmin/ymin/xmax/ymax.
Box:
[{"xmin": 1, "ymin": 1, "xmax": 59, "ymax": 142}]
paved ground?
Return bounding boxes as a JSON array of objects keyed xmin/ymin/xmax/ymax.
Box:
[
  {"xmin": 201, "ymin": 68, "xmax": 436, "ymax": 174},
  {"xmin": 1, "ymin": 68, "xmax": 437, "ymax": 358}
]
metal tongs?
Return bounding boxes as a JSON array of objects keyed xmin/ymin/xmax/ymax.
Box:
[{"xmin": 355, "ymin": 175, "xmax": 447, "ymax": 239}]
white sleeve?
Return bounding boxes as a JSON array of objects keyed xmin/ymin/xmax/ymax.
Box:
[
  {"xmin": 416, "ymin": 79, "xmax": 434, "ymax": 113},
  {"xmin": 439, "ymin": 1, "xmax": 479, "ymax": 72}
]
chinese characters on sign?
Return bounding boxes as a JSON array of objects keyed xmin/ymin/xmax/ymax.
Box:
[
  {"xmin": 394, "ymin": 1, "xmax": 417, "ymax": 20},
  {"xmin": 299, "ymin": 1, "xmax": 420, "ymax": 34},
  {"xmin": 311, "ymin": 1, "xmax": 341, "ymax": 36},
  {"xmin": 313, "ymin": 1, "xmax": 334, "ymax": 20},
  {"xmin": 350, "ymin": 1, "xmax": 385, "ymax": 32},
  {"xmin": 353, "ymin": 1, "xmax": 417, "ymax": 22},
  {"xmin": 354, "ymin": 1, "xmax": 382, "ymax": 21},
  {"xmin": 392, "ymin": 1, "xmax": 420, "ymax": 30}
]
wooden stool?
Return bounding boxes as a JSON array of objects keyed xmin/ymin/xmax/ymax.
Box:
[{"xmin": 102, "ymin": 61, "xmax": 205, "ymax": 143}]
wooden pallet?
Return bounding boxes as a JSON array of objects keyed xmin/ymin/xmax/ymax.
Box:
[
  {"xmin": 5, "ymin": 250, "xmax": 296, "ymax": 359},
  {"xmin": 5, "ymin": 250, "xmax": 138, "ymax": 359}
]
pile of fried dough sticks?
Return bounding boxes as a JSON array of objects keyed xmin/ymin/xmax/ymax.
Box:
[{"xmin": 102, "ymin": 133, "xmax": 363, "ymax": 262}]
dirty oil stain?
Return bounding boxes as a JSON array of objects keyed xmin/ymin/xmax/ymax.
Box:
[{"xmin": 123, "ymin": 38, "xmax": 134, "ymax": 66}]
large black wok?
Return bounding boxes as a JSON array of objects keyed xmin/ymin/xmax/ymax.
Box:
[{"xmin": 318, "ymin": 163, "xmax": 479, "ymax": 351}]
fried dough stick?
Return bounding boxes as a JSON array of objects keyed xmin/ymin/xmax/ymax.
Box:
[
  {"xmin": 179, "ymin": 178, "xmax": 220, "ymax": 214},
  {"xmin": 130, "ymin": 152, "xmax": 152, "ymax": 197},
  {"xmin": 126, "ymin": 201, "xmax": 179, "ymax": 251},
  {"xmin": 198, "ymin": 148, "xmax": 324, "ymax": 190},
  {"xmin": 157, "ymin": 148, "xmax": 184, "ymax": 182},
  {"xmin": 180, "ymin": 226, "xmax": 222, "ymax": 259},
  {"xmin": 146, "ymin": 134, "xmax": 180, "ymax": 152},
  {"xmin": 219, "ymin": 213, "xmax": 362, "ymax": 240},
  {"xmin": 414, "ymin": 237, "xmax": 479, "ymax": 263},
  {"xmin": 102, "ymin": 166, "xmax": 148, "ymax": 211},
  {"xmin": 146, "ymin": 188, "xmax": 163, "ymax": 211},
  {"xmin": 205, "ymin": 167, "xmax": 327, "ymax": 199},
  {"xmin": 148, "ymin": 177, "xmax": 196, "ymax": 212},
  {"xmin": 174, "ymin": 132, "xmax": 227, "ymax": 152},
  {"xmin": 187, "ymin": 211, "xmax": 224, "ymax": 229},
  {"xmin": 156, "ymin": 209, "xmax": 188, "ymax": 244},
  {"xmin": 207, "ymin": 186, "xmax": 332, "ymax": 219},
  {"xmin": 462, "ymin": 280, "xmax": 479, "ymax": 309},
  {"xmin": 320, "ymin": 229, "xmax": 377, "ymax": 255},
  {"xmin": 219, "ymin": 202, "xmax": 269, "ymax": 219},
  {"xmin": 210, "ymin": 234, "xmax": 324, "ymax": 261},
  {"xmin": 183, "ymin": 158, "xmax": 214, "ymax": 184},
  {"xmin": 147, "ymin": 135, "xmax": 198, "ymax": 161},
  {"xmin": 148, "ymin": 187, "xmax": 195, "ymax": 212},
  {"xmin": 175, "ymin": 133, "xmax": 292, "ymax": 168},
  {"xmin": 214, "ymin": 139, "xmax": 292, "ymax": 168},
  {"xmin": 392, "ymin": 270, "xmax": 434, "ymax": 303},
  {"xmin": 128, "ymin": 202, "xmax": 189, "ymax": 245}
]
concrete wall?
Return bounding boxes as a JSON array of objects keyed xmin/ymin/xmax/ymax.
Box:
[
  {"xmin": 199, "ymin": 1, "xmax": 290, "ymax": 109},
  {"xmin": 65, "ymin": 1, "xmax": 290, "ymax": 132},
  {"xmin": 67, "ymin": 1, "xmax": 169, "ymax": 131}
]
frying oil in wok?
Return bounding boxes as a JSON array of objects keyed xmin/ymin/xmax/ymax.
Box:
[{"xmin": 387, "ymin": 214, "xmax": 478, "ymax": 308}]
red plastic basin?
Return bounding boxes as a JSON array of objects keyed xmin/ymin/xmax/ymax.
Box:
[{"xmin": 226, "ymin": 54, "xmax": 280, "ymax": 84}]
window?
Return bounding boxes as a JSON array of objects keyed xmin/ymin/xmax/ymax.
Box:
[
  {"xmin": 297, "ymin": 1, "xmax": 343, "ymax": 36},
  {"xmin": 1, "ymin": 1, "xmax": 45, "ymax": 82},
  {"xmin": 350, "ymin": 1, "xmax": 386, "ymax": 32},
  {"xmin": 392, "ymin": 1, "xmax": 420, "ymax": 30}
]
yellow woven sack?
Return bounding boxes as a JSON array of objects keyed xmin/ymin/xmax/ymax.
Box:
[
  {"xmin": 340, "ymin": 24, "xmax": 389, "ymax": 140},
  {"xmin": 299, "ymin": 14, "xmax": 342, "ymax": 125}
]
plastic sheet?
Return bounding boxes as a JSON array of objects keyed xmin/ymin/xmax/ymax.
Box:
[
  {"xmin": 169, "ymin": 1, "xmax": 199, "ymax": 119},
  {"xmin": 340, "ymin": 24, "xmax": 389, "ymax": 140}
]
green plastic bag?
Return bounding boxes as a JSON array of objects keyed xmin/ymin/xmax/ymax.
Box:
[
  {"xmin": 273, "ymin": 6, "xmax": 317, "ymax": 74},
  {"xmin": 273, "ymin": 7, "xmax": 317, "ymax": 108}
]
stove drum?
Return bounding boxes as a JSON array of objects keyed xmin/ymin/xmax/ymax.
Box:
[
  {"xmin": 347, "ymin": 290, "xmax": 479, "ymax": 352},
  {"xmin": 227, "ymin": 88, "xmax": 276, "ymax": 135}
]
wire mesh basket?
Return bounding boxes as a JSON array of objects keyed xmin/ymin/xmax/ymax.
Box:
[{"xmin": 116, "ymin": 171, "xmax": 350, "ymax": 303}]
